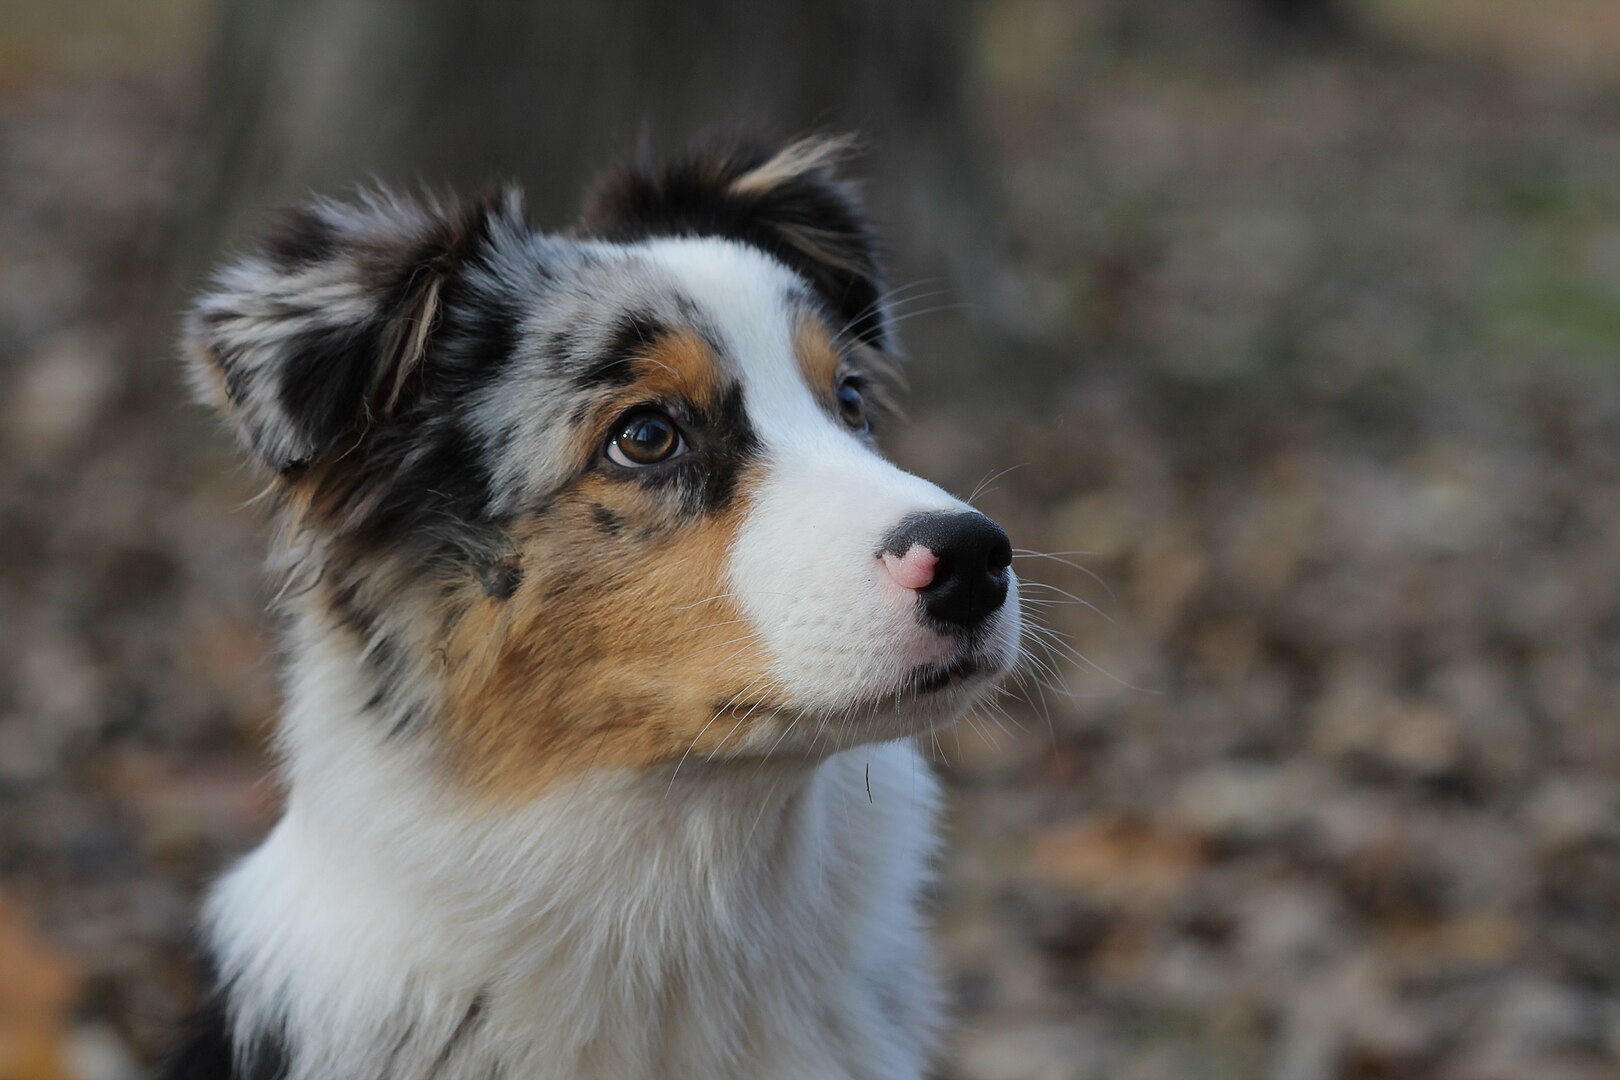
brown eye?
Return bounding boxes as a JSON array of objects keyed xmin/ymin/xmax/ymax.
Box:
[
  {"xmin": 607, "ymin": 409, "xmax": 685, "ymax": 467},
  {"xmin": 836, "ymin": 377, "xmax": 868, "ymax": 432}
]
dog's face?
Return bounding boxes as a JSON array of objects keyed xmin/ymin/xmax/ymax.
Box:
[{"xmin": 188, "ymin": 138, "xmax": 1021, "ymax": 799}]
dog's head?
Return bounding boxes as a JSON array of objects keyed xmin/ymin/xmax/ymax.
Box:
[{"xmin": 186, "ymin": 136, "xmax": 1021, "ymax": 799}]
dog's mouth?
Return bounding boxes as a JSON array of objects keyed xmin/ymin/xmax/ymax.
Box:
[
  {"xmin": 907, "ymin": 655, "xmax": 984, "ymax": 695},
  {"xmin": 869, "ymin": 645, "xmax": 1014, "ymax": 709}
]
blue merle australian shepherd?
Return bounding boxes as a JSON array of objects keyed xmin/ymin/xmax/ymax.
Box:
[{"xmin": 165, "ymin": 135, "xmax": 1022, "ymax": 1080}]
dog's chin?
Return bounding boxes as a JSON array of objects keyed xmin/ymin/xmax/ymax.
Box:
[
  {"xmin": 795, "ymin": 641, "xmax": 1018, "ymax": 751},
  {"xmin": 691, "ymin": 616, "xmax": 1022, "ymax": 765}
]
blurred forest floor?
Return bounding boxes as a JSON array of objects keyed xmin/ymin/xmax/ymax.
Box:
[{"xmin": 2, "ymin": 2, "xmax": 1619, "ymax": 1079}]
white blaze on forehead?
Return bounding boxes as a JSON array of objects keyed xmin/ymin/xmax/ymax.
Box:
[
  {"xmin": 637, "ymin": 237, "xmax": 842, "ymax": 452},
  {"xmin": 636, "ymin": 239, "xmax": 1014, "ymax": 732}
]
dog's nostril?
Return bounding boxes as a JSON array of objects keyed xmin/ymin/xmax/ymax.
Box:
[
  {"xmin": 986, "ymin": 532, "xmax": 1012, "ymax": 574},
  {"xmin": 881, "ymin": 510, "xmax": 1012, "ymax": 631}
]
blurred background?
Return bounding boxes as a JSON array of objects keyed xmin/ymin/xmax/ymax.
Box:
[{"xmin": 2, "ymin": 1, "xmax": 1619, "ymax": 1078}]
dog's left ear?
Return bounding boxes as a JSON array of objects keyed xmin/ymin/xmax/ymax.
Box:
[
  {"xmin": 184, "ymin": 188, "xmax": 526, "ymax": 479},
  {"xmin": 583, "ymin": 134, "xmax": 889, "ymax": 349}
]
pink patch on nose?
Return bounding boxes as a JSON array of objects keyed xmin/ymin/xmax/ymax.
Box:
[{"xmin": 882, "ymin": 545, "xmax": 938, "ymax": 591}]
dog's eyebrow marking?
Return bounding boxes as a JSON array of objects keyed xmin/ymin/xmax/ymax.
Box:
[
  {"xmin": 573, "ymin": 311, "xmax": 666, "ymax": 390},
  {"xmin": 794, "ymin": 315, "xmax": 845, "ymax": 399}
]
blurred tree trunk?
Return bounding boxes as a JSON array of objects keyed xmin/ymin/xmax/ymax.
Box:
[
  {"xmin": 167, "ymin": 0, "xmax": 1008, "ymax": 357},
  {"xmin": 1249, "ymin": 0, "xmax": 1352, "ymax": 40},
  {"xmin": 1110, "ymin": 0, "xmax": 1356, "ymax": 50}
]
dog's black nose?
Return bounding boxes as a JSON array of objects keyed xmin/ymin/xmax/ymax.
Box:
[{"xmin": 883, "ymin": 511, "xmax": 1013, "ymax": 631}]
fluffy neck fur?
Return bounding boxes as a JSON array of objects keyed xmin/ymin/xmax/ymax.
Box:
[{"xmin": 206, "ymin": 610, "xmax": 944, "ymax": 1080}]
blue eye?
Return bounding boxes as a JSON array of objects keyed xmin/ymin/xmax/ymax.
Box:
[
  {"xmin": 607, "ymin": 409, "xmax": 686, "ymax": 467},
  {"xmin": 836, "ymin": 377, "xmax": 868, "ymax": 432}
]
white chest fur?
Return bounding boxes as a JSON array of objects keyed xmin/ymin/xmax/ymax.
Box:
[{"xmin": 205, "ymin": 642, "xmax": 944, "ymax": 1080}]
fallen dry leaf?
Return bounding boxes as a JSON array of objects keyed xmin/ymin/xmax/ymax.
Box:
[
  {"xmin": 1025, "ymin": 818, "xmax": 1207, "ymax": 910},
  {"xmin": 0, "ymin": 895, "xmax": 77, "ymax": 1080}
]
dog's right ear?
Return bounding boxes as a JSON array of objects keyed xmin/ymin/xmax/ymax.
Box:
[
  {"xmin": 583, "ymin": 135, "xmax": 890, "ymax": 349},
  {"xmin": 184, "ymin": 188, "xmax": 525, "ymax": 477}
]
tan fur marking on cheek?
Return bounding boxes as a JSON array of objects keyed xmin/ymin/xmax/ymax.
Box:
[{"xmin": 436, "ymin": 467, "xmax": 778, "ymax": 803}]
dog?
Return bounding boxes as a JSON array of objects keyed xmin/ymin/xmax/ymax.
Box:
[{"xmin": 165, "ymin": 135, "xmax": 1022, "ymax": 1080}]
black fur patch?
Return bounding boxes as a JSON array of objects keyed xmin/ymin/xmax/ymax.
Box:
[
  {"xmin": 261, "ymin": 206, "xmax": 336, "ymax": 272},
  {"xmin": 160, "ymin": 997, "xmax": 288, "ymax": 1080},
  {"xmin": 701, "ymin": 382, "xmax": 762, "ymax": 507},
  {"xmin": 390, "ymin": 424, "xmax": 494, "ymax": 533},
  {"xmin": 275, "ymin": 319, "xmax": 384, "ymax": 459},
  {"xmin": 200, "ymin": 191, "xmax": 526, "ymax": 478},
  {"xmin": 481, "ymin": 558, "xmax": 523, "ymax": 599},
  {"xmin": 590, "ymin": 504, "xmax": 625, "ymax": 535},
  {"xmin": 631, "ymin": 382, "xmax": 760, "ymax": 518},
  {"xmin": 575, "ymin": 312, "xmax": 666, "ymax": 391},
  {"xmin": 329, "ymin": 420, "xmax": 501, "ymax": 569},
  {"xmin": 583, "ymin": 138, "xmax": 889, "ymax": 349},
  {"xmin": 440, "ymin": 284, "xmax": 522, "ymax": 381}
]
